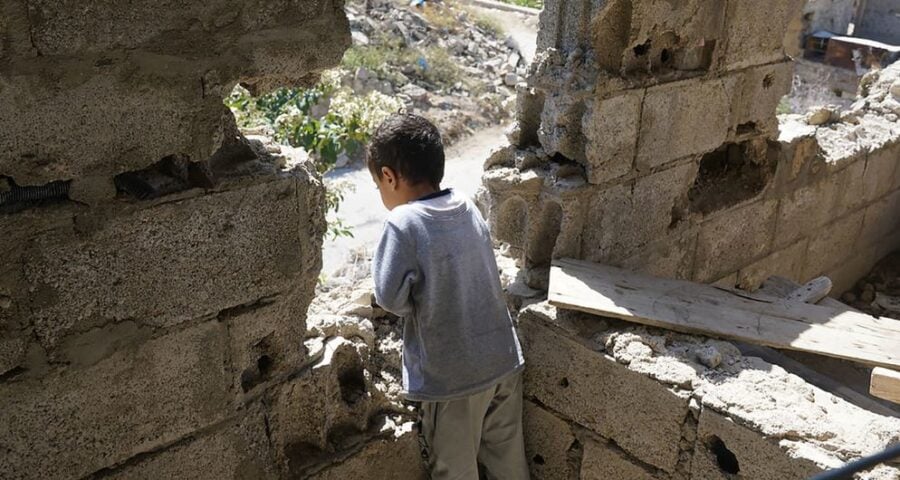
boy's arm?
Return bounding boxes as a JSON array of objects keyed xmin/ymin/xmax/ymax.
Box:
[{"xmin": 372, "ymin": 222, "xmax": 418, "ymax": 317}]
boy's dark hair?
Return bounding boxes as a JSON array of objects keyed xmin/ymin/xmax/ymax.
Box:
[{"xmin": 367, "ymin": 113, "xmax": 444, "ymax": 188}]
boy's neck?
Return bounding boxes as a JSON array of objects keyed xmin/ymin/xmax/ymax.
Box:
[{"xmin": 402, "ymin": 183, "xmax": 440, "ymax": 203}]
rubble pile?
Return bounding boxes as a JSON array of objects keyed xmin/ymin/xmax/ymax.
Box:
[
  {"xmin": 841, "ymin": 251, "xmax": 900, "ymax": 317},
  {"xmin": 343, "ymin": 0, "xmax": 527, "ymax": 143}
]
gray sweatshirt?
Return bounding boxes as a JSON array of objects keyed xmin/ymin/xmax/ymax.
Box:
[{"xmin": 372, "ymin": 189, "xmax": 525, "ymax": 401}]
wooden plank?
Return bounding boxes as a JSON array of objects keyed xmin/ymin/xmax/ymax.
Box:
[
  {"xmin": 548, "ymin": 258, "xmax": 900, "ymax": 369},
  {"xmin": 786, "ymin": 276, "xmax": 832, "ymax": 304},
  {"xmin": 870, "ymin": 367, "xmax": 900, "ymax": 404}
]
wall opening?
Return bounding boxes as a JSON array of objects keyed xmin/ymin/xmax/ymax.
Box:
[
  {"xmin": 708, "ymin": 436, "xmax": 740, "ymax": 474},
  {"xmin": 688, "ymin": 141, "xmax": 774, "ymax": 214}
]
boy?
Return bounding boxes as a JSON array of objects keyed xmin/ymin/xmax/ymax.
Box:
[{"xmin": 368, "ymin": 113, "xmax": 529, "ymax": 480}]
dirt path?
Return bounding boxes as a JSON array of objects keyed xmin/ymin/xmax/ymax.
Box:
[
  {"xmin": 467, "ymin": 4, "xmax": 539, "ymax": 64},
  {"xmin": 321, "ymin": 123, "xmax": 511, "ymax": 277}
]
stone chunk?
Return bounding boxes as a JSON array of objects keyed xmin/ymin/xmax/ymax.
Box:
[
  {"xmin": 0, "ymin": 321, "xmax": 231, "ymax": 480},
  {"xmin": 637, "ymin": 78, "xmax": 730, "ymax": 170},
  {"xmin": 519, "ymin": 311, "xmax": 689, "ymax": 472}
]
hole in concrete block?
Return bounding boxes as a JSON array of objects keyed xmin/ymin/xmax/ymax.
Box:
[
  {"xmin": 736, "ymin": 122, "xmax": 758, "ymax": 136},
  {"xmin": 559, "ymin": 377, "xmax": 570, "ymax": 388},
  {"xmin": 708, "ymin": 436, "xmax": 740, "ymax": 474},
  {"xmin": 632, "ymin": 40, "xmax": 651, "ymax": 56},
  {"xmin": 338, "ymin": 367, "xmax": 367, "ymax": 405},
  {"xmin": 688, "ymin": 141, "xmax": 774, "ymax": 214},
  {"xmin": 763, "ymin": 74, "xmax": 774, "ymax": 89},
  {"xmin": 532, "ymin": 454, "xmax": 546, "ymax": 465},
  {"xmin": 660, "ymin": 48, "xmax": 671, "ymax": 65},
  {"xmin": 257, "ymin": 354, "xmax": 273, "ymax": 376},
  {"xmin": 114, "ymin": 155, "xmax": 216, "ymax": 200}
]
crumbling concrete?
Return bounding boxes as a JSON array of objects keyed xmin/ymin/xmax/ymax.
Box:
[
  {"xmin": 519, "ymin": 303, "xmax": 900, "ymax": 479},
  {"xmin": 0, "ymin": 1, "xmax": 358, "ymax": 478},
  {"xmin": 484, "ymin": 0, "xmax": 900, "ymax": 294}
]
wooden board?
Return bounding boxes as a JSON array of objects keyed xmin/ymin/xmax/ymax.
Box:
[
  {"xmin": 870, "ymin": 368, "xmax": 900, "ymax": 404},
  {"xmin": 548, "ymin": 258, "xmax": 900, "ymax": 369}
]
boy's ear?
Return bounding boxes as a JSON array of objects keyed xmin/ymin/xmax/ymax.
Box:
[{"xmin": 381, "ymin": 166, "xmax": 398, "ymax": 189}]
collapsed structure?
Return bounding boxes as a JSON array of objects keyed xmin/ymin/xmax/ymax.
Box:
[{"xmin": 1, "ymin": 0, "xmax": 899, "ymax": 479}]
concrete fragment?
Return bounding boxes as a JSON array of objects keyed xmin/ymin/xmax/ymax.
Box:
[{"xmin": 67, "ymin": 175, "xmax": 117, "ymax": 205}]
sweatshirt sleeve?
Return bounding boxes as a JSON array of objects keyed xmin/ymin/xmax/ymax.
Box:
[{"xmin": 372, "ymin": 221, "xmax": 419, "ymax": 317}]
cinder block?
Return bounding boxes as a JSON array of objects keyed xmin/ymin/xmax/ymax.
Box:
[
  {"xmin": 825, "ymin": 250, "xmax": 878, "ymax": 295},
  {"xmin": 858, "ymin": 190, "xmax": 900, "ymax": 249},
  {"xmin": 581, "ymin": 162, "xmax": 696, "ymax": 263},
  {"xmin": 582, "ymin": 90, "xmax": 643, "ymax": 184},
  {"xmin": 637, "ymin": 78, "xmax": 729, "ymax": 170},
  {"xmin": 619, "ymin": 227, "xmax": 699, "ymax": 280},
  {"xmin": 581, "ymin": 438, "xmax": 660, "ymax": 480},
  {"xmin": 309, "ymin": 426, "xmax": 426, "ymax": 480},
  {"xmin": 694, "ymin": 200, "xmax": 777, "ymax": 282},
  {"xmin": 519, "ymin": 312, "xmax": 689, "ymax": 472},
  {"xmin": 524, "ymin": 401, "xmax": 577, "ymax": 480},
  {"xmin": 863, "ymin": 146, "xmax": 900, "ymax": 203},
  {"xmin": 226, "ymin": 287, "xmax": 314, "ymax": 394},
  {"xmin": 802, "ymin": 209, "xmax": 865, "ymax": 280},
  {"xmin": 720, "ymin": 0, "xmax": 801, "ymax": 70},
  {"xmin": 103, "ymin": 405, "xmax": 278, "ymax": 480},
  {"xmin": 773, "ymin": 177, "xmax": 838, "ymax": 249},
  {"xmin": 724, "ymin": 62, "xmax": 793, "ymax": 138},
  {"xmin": 19, "ymin": 174, "xmax": 323, "ymax": 353},
  {"xmin": 736, "ymin": 239, "xmax": 808, "ymax": 290},
  {"xmin": 692, "ymin": 409, "xmax": 821, "ymax": 479},
  {"xmin": 831, "ymin": 157, "xmax": 867, "ymax": 216},
  {"xmin": 0, "ymin": 321, "xmax": 231, "ymax": 480}
]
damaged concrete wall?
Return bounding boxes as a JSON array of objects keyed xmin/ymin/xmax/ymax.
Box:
[
  {"xmin": 0, "ymin": 1, "xmax": 368, "ymax": 478},
  {"xmin": 483, "ymin": 0, "xmax": 900, "ymax": 295},
  {"xmin": 518, "ymin": 303, "xmax": 900, "ymax": 480}
]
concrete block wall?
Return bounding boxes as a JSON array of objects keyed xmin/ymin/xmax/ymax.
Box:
[
  {"xmin": 484, "ymin": 0, "xmax": 900, "ymax": 295},
  {"xmin": 518, "ymin": 303, "xmax": 900, "ymax": 479},
  {"xmin": 0, "ymin": 1, "xmax": 411, "ymax": 478}
]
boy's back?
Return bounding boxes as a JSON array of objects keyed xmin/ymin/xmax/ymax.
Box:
[
  {"xmin": 373, "ymin": 189, "xmax": 524, "ymax": 401},
  {"xmin": 367, "ymin": 113, "xmax": 529, "ymax": 479}
]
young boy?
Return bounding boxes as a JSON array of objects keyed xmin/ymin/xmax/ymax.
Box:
[{"xmin": 367, "ymin": 113, "xmax": 529, "ymax": 480}]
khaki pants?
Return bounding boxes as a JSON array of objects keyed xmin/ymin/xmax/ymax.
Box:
[{"xmin": 417, "ymin": 372, "xmax": 530, "ymax": 480}]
